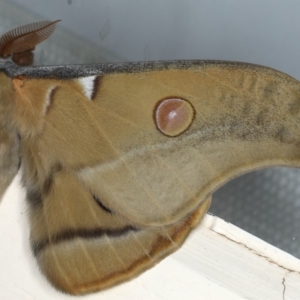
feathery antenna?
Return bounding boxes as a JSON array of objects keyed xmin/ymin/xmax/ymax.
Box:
[{"xmin": 0, "ymin": 20, "xmax": 60, "ymax": 66}]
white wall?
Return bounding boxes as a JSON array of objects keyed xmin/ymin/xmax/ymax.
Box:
[{"xmin": 8, "ymin": 0, "xmax": 300, "ymax": 78}]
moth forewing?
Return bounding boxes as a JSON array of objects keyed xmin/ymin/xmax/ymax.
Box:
[{"xmin": 2, "ymin": 37, "xmax": 300, "ymax": 295}]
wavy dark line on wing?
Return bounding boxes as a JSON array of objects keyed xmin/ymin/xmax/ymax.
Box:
[
  {"xmin": 92, "ymin": 193, "xmax": 112, "ymax": 213},
  {"xmin": 32, "ymin": 225, "xmax": 139, "ymax": 256}
]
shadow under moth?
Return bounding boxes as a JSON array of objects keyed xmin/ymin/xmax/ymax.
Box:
[{"xmin": 0, "ymin": 20, "xmax": 299, "ymax": 295}]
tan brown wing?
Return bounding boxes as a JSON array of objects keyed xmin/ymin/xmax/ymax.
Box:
[
  {"xmin": 27, "ymin": 167, "xmax": 210, "ymax": 294},
  {"xmin": 0, "ymin": 20, "xmax": 60, "ymax": 57}
]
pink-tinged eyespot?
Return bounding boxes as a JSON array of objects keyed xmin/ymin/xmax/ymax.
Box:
[{"xmin": 155, "ymin": 98, "xmax": 195, "ymax": 137}]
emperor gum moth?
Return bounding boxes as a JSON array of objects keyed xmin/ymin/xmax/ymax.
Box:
[{"xmin": 0, "ymin": 20, "xmax": 299, "ymax": 295}]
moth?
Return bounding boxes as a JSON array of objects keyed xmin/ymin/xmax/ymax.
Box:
[{"xmin": 0, "ymin": 21, "xmax": 300, "ymax": 295}]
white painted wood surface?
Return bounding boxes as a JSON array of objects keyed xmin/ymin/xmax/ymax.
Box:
[{"xmin": 0, "ymin": 174, "xmax": 299, "ymax": 300}]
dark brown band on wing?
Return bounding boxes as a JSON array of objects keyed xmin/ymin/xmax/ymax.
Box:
[
  {"xmin": 91, "ymin": 76, "xmax": 102, "ymax": 100},
  {"xmin": 32, "ymin": 225, "xmax": 139, "ymax": 256}
]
